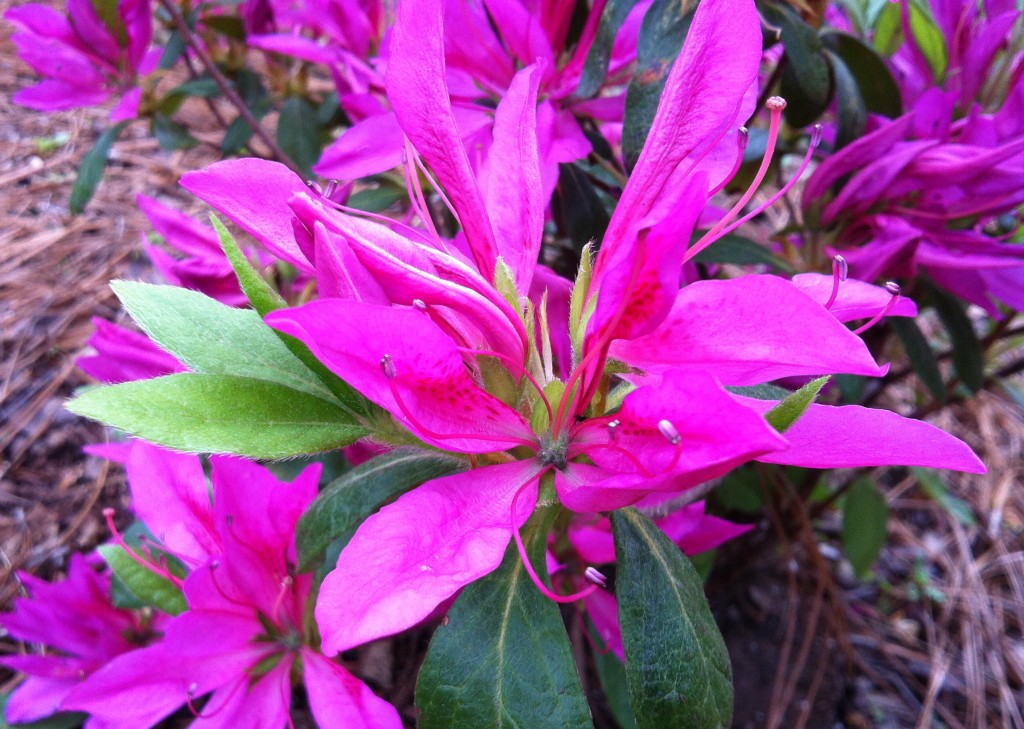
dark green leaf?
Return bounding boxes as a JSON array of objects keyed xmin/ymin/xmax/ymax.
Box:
[
  {"xmin": 203, "ymin": 15, "xmax": 246, "ymax": 39},
  {"xmin": 827, "ymin": 50, "xmax": 868, "ymax": 150},
  {"xmin": 578, "ymin": 0, "xmax": 644, "ymax": 98},
  {"xmin": 67, "ymin": 374, "xmax": 368, "ymax": 459},
  {"xmin": 713, "ymin": 466, "xmax": 765, "ymax": 514},
  {"xmin": 296, "ymin": 451, "xmax": 466, "ymax": 572},
  {"xmin": 417, "ymin": 505, "xmax": 593, "ymax": 728},
  {"xmin": 761, "ymin": 1, "xmax": 833, "ymax": 128},
  {"xmin": 726, "ymin": 383, "xmax": 791, "ymax": 400},
  {"xmin": 558, "ymin": 162, "xmax": 612, "ymax": 253},
  {"xmin": 765, "ymin": 376, "xmax": 830, "ymax": 433},
  {"xmin": 347, "ymin": 186, "xmax": 406, "ymax": 213},
  {"xmin": 621, "ymin": 0, "xmax": 693, "ymax": 171},
  {"xmin": 590, "ymin": 621, "xmax": 638, "ymax": 729},
  {"xmin": 316, "ymin": 92, "xmax": 343, "ymax": 127},
  {"xmin": 834, "ymin": 373, "xmax": 866, "ymax": 403},
  {"xmin": 841, "ymin": 478, "xmax": 889, "ymax": 577},
  {"xmin": 691, "ymin": 234, "xmax": 794, "ymax": 272},
  {"xmin": 0, "ymin": 695, "xmax": 87, "ymax": 729},
  {"xmin": 822, "ymin": 32, "xmax": 902, "ymax": 118},
  {"xmin": 158, "ymin": 31, "xmax": 186, "ymax": 70},
  {"xmin": 929, "ymin": 286, "xmax": 985, "ymax": 393},
  {"xmin": 171, "ymin": 76, "xmax": 221, "ymax": 98},
  {"xmin": 890, "ymin": 317, "xmax": 946, "ymax": 402},
  {"xmin": 98, "ymin": 544, "xmax": 188, "ymax": 615},
  {"xmin": 211, "ymin": 217, "xmax": 367, "ymax": 413},
  {"xmin": 112, "ymin": 281, "xmax": 338, "ymax": 402},
  {"xmin": 612, "ymin": 508, "xmax": 732, "ymax": 729},
  {"xmin": 911, "ymin": 467, "xmax": 977, "ymax": 527},
  {"xmin": 69, "ymin": 121, "xmax": 128, "ymax": 215},
  {"xmin": 153, "ymin": 113, "xmax": 197, "ymax": 151},
  {"xmin": 278, "ymin": 96, "xmax": 322, "ymax": 176},
  {"xmin": 89, "ymin": 0, "xmax": 126, "ymax": 44}
]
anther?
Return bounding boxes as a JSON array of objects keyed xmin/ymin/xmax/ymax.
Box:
[
  {"xmin": 658, "ymin": 419, "xmax": 681, "ymax": 446},
  {"xmin": 380, "ymin": 354, "xmax": 397, "ymax": 379},
  {"xmin": 852, "ymin": 282, "xmax": 903, "ymax": 335},
  {"xmin": 584, "ymin": 566, "xmax": 607, "ymax": 587},
  {"xmin": 412, "ymin": 299, "xmax": 428, "ymax": 312},
  {"xmin": 825, "ymin": 254, "xmax": 848, "ymax": 310},
  {"xmin": 324, "ymin": 180, "xmax": 338, "ymax": 198},
  {"xmin": 885, "ymin": 281, "xmax": 901, "ymax": 297},
  {"xmin": 766, "ymin": 96, "xmax": 787, "ymax": 112},
  {"xmin": 607, "ymin": 419, "xmax": 622, "ymax": 441},
  {"xmin": 305, "ymin": 180, "xmax": 323, "ymax": 195}
]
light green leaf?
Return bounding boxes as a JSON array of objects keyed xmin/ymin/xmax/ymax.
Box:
[
  {"xmin": 765, "ymin": 376, "xmax": 830, "ymax": 433},
  {"xmin": 112, "ymin": 280, "xmax": 335, "ymax": 402},
  {"xmin": 612, "ymin": 508, "xmax": 732, "ymax": 729},
  {"xmin": 98, "ymin": 544, "xmax": 187, "ymax": 615},
  {"xmin": 296, "ymin": 451, "xmax": 466, "ymax": 572},
  {"xmin": 68, "ymin": 374, "xmax": 367, "ymax": 459},
  {"xmin": 416, "ymin": 506, "xmax": 593, "ymax": 728},
  {"xmin": 842, "ymin": 478, "xmax": 889, "ymax": 577}
]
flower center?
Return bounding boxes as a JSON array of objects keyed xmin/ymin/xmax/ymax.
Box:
[{"xmin": 536, "ymin": 432, "xmax": 569, "ymax": 469}]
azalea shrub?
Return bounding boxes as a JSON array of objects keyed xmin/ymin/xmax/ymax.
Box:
[{"xmin": 4, "ymin": 0, "xmax": 1021, "ymax": 725}]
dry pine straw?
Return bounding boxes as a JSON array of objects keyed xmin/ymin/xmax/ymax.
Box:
[{"xmin": 1, "ymin": 19, "xmax": 1023, "ymax": 729}]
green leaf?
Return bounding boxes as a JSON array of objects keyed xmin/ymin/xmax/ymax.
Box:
[
  {"xmin": 761, "ymin": 1, "xmax": 833, "ymax": 128},
  {"xmin": 907, "ymin": 1, "xmax": 948, "ymax": 81},
  {"xmin": 69, "ymin": 121, "xmax": 128, "ymax": 215},
  {"xmin": 89, "ymin": 0, "xmax": 126, "ymax": 44},
  {"xmin": 590, "ymin": 622, "xmax": 638, "ymax": 729},
  {"xmin": 153, "ymin": 113, "xmax": 197, "ymax": 151},
  {"xmin": 873, "ymin": 2, "xmax": 902, "ymax": 55},
  {"xmin": 68, "ymin": 374, "xmax": 368, "ymax": 459},
  {"xmin": 621, "ymin": 0, "xmax": 694, "ymax": 171},
  {"xmin": 911, "ymin": 467, "xmax": 977, "ymax": 528},
  {"xmin": 822, "ymin": 32, "xmax": 902, "ymax": 118},
  {"xmin": 158, "ymin": 31, "xmax": 186, "ymax": 71},
  {"xmin": 170, "ymin": 76, "xmax": 221, "ymax": 98},
  {"xmin": 278, "ymin": 96, "xmax": 322, "ymax": 176},
  {"xmin": 416, "ymin": 506, "xmax": 593, "ymax": 728},
  {"xmin": 296, "ymin": 451, "xmax": 467, "ymax": 572},
  {"xmin": 890, "ymin": 317, "xmax": 946, "ymax": 402},
  {"xmin": 929, "ymin": 286, "xmax": 985, "ymax": 393},
  {"xmin": 557, "ymin": 163, "xmax": 612, "ymax": 253},
  {"xmin": 691, "ymin": 234, "xmax": 794, "ymax": 272},
  {"xmin": 578, "ymin": 0, "xmax": 644, "ymax": 98},
  {"xmin": 98, "ymin": 544, "xmax": 188, "ymax": 615},
  {"xmin": 612, "ymin": 508, "xmax": 732, "ymax": 729},
  {"xmin": 827, "ymin": 50, "xmax": 868, "ymax": 150},
  {"xmin": 203, "ymin": 15, "xmax": 246, "ymax": 39},
  {"xmin": 112, "ymin": 281, "xmax": 337, "ymax": 402},
  {"xmin": 347, "ymin": 186, "xmax": 406, "ymax": 213},
  {"xmin": 765, "ymin": 376, "xmax": 831, "ymax": 433},
  {"xmin": 713, "ymin": 466, "xmax": 765, "ymax": 514},
  {"xmin": 834, "ymin": 373, "xmax": 866, "ymax": 403},
  {"xmin": 0, "ymin": 695, "xmax": 86, "ymax": 729},
  {"xmin": 841, "ymin": 478, "xmax": 889, "ymax": 577},
  {"xmin": 210, "ymin": 217, "xmax": 367, "ymax": 414},
  {"xmin": 726, "ymin": 383, "xmax": 791, "ymax": 401}
]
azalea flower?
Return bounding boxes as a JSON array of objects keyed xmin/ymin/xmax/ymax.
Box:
[
  {"xmin": 0, "ymin": 555, "xmax": 156, "ymax": 724},
  {"xmin": 77, "ymin": 317, "xmax": 186, "ymax": 384},
  {"xmin": 4, "ymin": 0, "xmax": 155, "ymax": 120},
  {"xmin": 174, "ymin": 0, "xmax": 987, "ymax": 658},
  {"xmin": 58, "ymin": 443, "xmax": 402, "ymax": 729}
]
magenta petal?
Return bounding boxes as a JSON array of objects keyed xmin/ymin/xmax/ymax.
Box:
[
  {"xmin": 4, "ymin": 674, "xmax": 77, "ymax": 723},
  {"xmin": 482, "ymin": 63, "xmax": 545, "ymax": 291},
  {"xmin": 189, "ymin": 664, "xmax": 293, "ymax": 729},
  {"xmin": 304, "ymin": 651, "xmax": 403, "ymax": 728},
  {"xmin": 610, "ymin": 275, "xmax": 887, "ymax": 385},
  {"xmin": 316, "ymin": 460, "xmax": 542, "ymax": 653},
  {"xmin": 584, "ymin": 588, "xmax": 624, "ymax": 661},
  {"xmin": 267, "ymin": 300, "xmax": 535, "ymax": 453},
  {"xmin": 77, "ymin": 317, "xmax": 186, "ymax": 384},
  {"xmin": 314, "ymin": 112, "xmax": 405, "ymax": 179},
  {"xmin": 791, "ymin": 272, "xmax": 918, "ymax": 322},
  {"xmin": 386, "ymin": 0, "xmax": 499, "ymax": 277},
  {"xmin": 739, "ymin": 399, "xmax": 987, "ymax": 473},
  {"xmin": 180, "ymin": 159, "xmax": 313, "ymax": 272},
  {"xmin": 13, "ymin": 80, "xmax": 109, "ymax": 111}
]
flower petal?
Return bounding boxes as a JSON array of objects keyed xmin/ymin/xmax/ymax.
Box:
[{"xmin": 304, "ymin": 651, "xmax": 403, "ymax": 729}]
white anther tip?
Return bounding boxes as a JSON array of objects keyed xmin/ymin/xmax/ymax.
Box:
[
  {"xmin": 885, "ymin": 281, "xmax": 901, "ymax": 296},
  {"xmin": 766, "ymin": 96, "xmax": 787, "ymax": 111},
  {"xmin": 585, "ymin": 566, "xmax": 607, "ymax": 587}
]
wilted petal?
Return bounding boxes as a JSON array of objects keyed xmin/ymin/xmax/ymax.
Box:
[{"xmin": 316, "ymin": 460, "xmax": 542, "ymax": 653}]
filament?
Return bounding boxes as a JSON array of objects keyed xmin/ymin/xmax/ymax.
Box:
[
  {"xmin": 852, "ymin": 282, "xmax": 902, "ymax": 335},
  {"xmin": 102, "ymin": 509, "xmax": 183, "ymax": 588}
]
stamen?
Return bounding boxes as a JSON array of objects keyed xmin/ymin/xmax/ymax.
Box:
[
  {"xmin": 412, "ymin": 299, "xmax": 428, "ymax": 312},
  {"xmin": 584, "ymin": 566, "xmax": 607, "ymax": 587},
  {"xmin": 852, "ymin": 282, "xmax": 902, "ymax": 335},
  {"xmin": 380, "ymin": 354, "xmax": 539, "ymax": 451},
  {"xmin": 102, "ymin": 509, "xmax": 183, "ymax": 587},
  {"xmin": 657, "ymin": 419, "xmax": 681, "ymax": 446},
  {"xmin": 185, "ymin": 675, "xmax": 246, "ymax": 718},
  {"xmin": 824, "ymin": 254, "xmax": 848, "ymax": 310},
  {"xmin": 205, "ymin": 561, "xmax": 253, "ymax": 610},
  {"xmin": 402, "ymin": 138, "xmax": 441, "ymax": 243},
  {"xmin": 323, "ymin": 179, "xmax": 338, "ymax": 198},
  {"xmin": 305, "ymin": 180, "xmax": 323, "ymax": 195},
  {"xmin": 687, "ymin": 123, "xmax": 823, "ymax": 261},
  {"xmin": 607, "ymin": 419, "xmax": 621, "ymax": 441},
  {"xmin": 510, "ymin": 477, "xmax": 600, "ymax": 604},
  {"xmin": 708, "ymin": 127, "xmax": 750, "ymax": 197},
  {"xmin": 271, "ymin": 576, "xmax": 294, "ymax": 627}
]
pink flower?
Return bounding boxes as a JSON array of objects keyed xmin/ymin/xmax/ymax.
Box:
[
  {"xmin": 61, "ymin": 444, "xmax": 402, "ymax": 729},
  {"xmin": 0, "ymin": 555, "xmax": 155, "ymax": 724},
  {"xmin": 5, "ymin": 0, "xmax": 155, "ymax": 120},
  {"xmin": 77, "ymin": 317, "xmax": 186, "ymax": 384}
]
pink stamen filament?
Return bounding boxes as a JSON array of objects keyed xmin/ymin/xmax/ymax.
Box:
[
  {"xmin": 824, "ymin": 254, "xmax": 848, "ymax": 310},
  {"xmin": 686, "ymin": 119, "xmax": 822, "ymax": 263},
  {"xmin": 271, "ymin": 576, "xmax": 295, "ymax": 628},
  {"xmin": 458, "ymin": 347, "xmax": 553, "ymax": 424},
  {"xmin": 510, "ymin": 477, "xmax": 600, "ymax": 604},
  {"xmin": 402, "ymin": 138, "xmax": 441, "ymax": 245},
  {"xmin": 582, "ymin": 443, "xmax": 656, "ymax": 478},
  {"xmin": 707, "ymin": 127, "xmax": 750, "ymax": 197},
  {"xmin": 102, "ymin": 509, "xmax": 184, "ymax": 588},
  {"xmin": 852, "ymin": 283, "xmax": 902, "ymax": 335},
  {"xmin": 185, "ymin": 672, "xmax": 247, "ymax": 719},
  {"xmin": 382, "ymin": 358, "xmax": 539, "ymax": 451},
  {"xmin": 206, "ymin": 561, "xmax": 257, "ymax": 611}
]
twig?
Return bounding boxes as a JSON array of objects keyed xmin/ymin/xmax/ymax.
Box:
[{"xmin": 156, "ymin": 0, "xmax": 304, "ymax": 176}]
